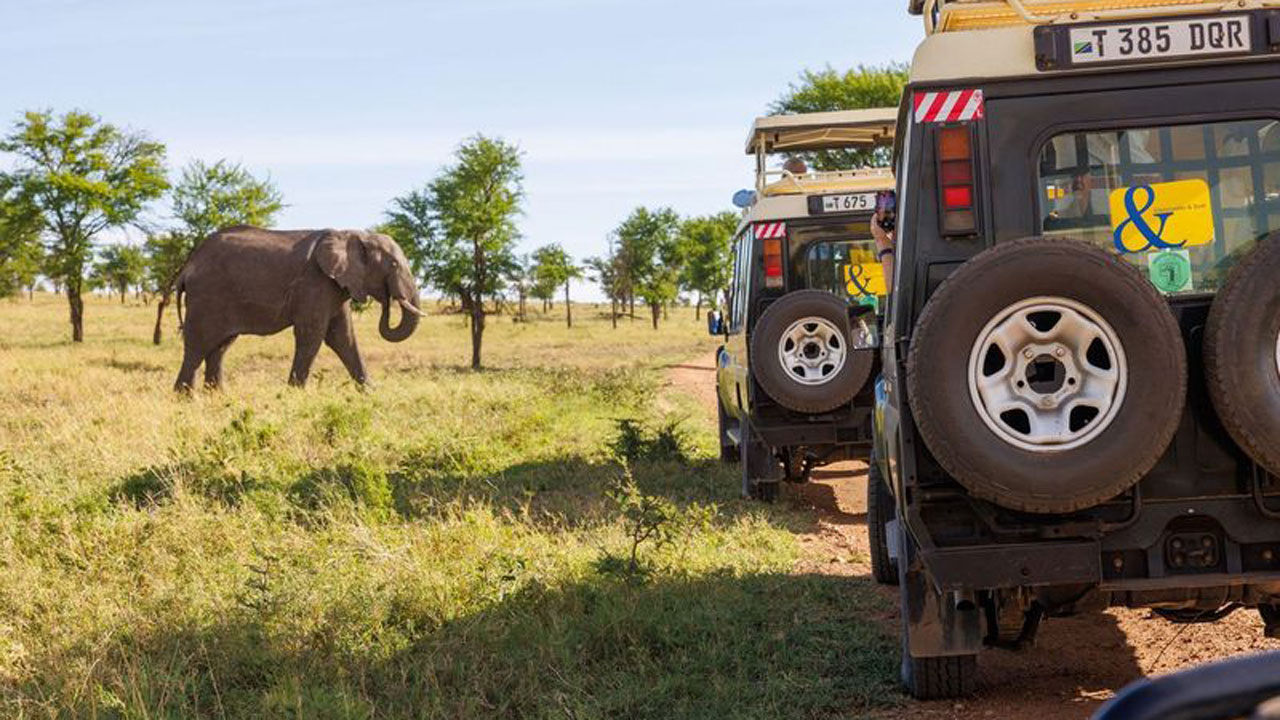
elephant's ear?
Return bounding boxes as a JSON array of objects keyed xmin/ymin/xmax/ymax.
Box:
[{"xmin": 314, "ymin": 231, "xmax": 369, "ymax": 302}]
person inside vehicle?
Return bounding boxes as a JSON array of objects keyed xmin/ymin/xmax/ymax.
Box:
[
  {"xmin": 782, "ymin": 157, "xmax": 809, "ymax": 176},
  {"xmin": 870, "ymin": 208, "xmax": 894, "ymax": 293}
]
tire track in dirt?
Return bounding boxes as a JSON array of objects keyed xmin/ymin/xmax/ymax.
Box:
[{"xmin": 667, "ymin": 354, "xmax": 1280, "ymax": 720}]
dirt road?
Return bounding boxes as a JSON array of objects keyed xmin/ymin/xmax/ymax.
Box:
[{"xmin": 668, "ymin": 356, "xmax": 1280, "ymax": 720}]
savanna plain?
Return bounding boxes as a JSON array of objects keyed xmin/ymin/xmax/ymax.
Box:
[{"xmin": 0, "ymin": 296, "xmax": 898, "ymax": 719}]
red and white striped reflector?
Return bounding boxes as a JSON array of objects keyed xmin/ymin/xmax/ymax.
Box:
[
  {"xmin": 754, "ymin": 221, "xmax": 786, "ymax": 239},
  {"xmin": 914, "ymin": 89, "xmax": 984, "ymax": 123}
]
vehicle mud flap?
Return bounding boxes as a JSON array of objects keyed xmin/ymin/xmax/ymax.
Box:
[
  {"xmin": 897, "ymin": 521, "xmax": 981, "ymax": 699},
  {"xmin": 741, "ymin": 415, "xmax": 783, "ymax": 501}
]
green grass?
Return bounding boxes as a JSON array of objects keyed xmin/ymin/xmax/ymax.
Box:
[{"xmin": 0, "ymin": 294, "xmax": 897, "ymax": 719}]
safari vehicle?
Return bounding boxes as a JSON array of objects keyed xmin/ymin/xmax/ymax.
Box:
[
  {"xmin": 875, "ymin": 0, "xmax": 1280, "ymax": 700},
  {"xmin": 709, "ymin": 109, "xmax": 896, "ymax": 501},
  {"xmin": 1094, "ymin": 651, "xmax": 1280, "ymax": 720}
]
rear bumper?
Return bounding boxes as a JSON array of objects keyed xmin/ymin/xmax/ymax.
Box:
[
  {"xmin": 921, "ymin": 540, "xmax": 1280, "ymax": 598},
  {"xmin": 752, "ymin": 405, "xmax": 874, "ymax": 450}
]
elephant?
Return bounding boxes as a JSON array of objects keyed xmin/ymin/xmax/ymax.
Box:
[{"xmin": 171, "ymin": 226, "xmax": 421, "ymax": 391}]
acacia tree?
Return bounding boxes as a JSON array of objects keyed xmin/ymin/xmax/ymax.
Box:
[
  {"xmin": 504, "ymin": 253, "xmax": 535, "ymax": 322},
  {"xmin": 0, "ymin": 110, "xmax": 168, "ymax": 341},
  {"xmin": 412, "ymin": 135, "xmax": 523, "ymax": 370},
  {"xmin": 679, "ymin": 211, "xmax": 739, "ymax": 319},
  {"xmin": 614, "ymin": 207, "xmax": 681, "ymax": 330},
  {"xmin": 0, "ymin": 179, "xmax": 43, "ymax": 299},
  {"xmin": 771, "ymin": 64, "xmax": 909, "ymax": 170},
  {"xmin": 151, "ymin": 160, "xmax": 283, "ymax": 343},
  {"xmin": 529, "ymin": 263, "xmax": 556, "ymax": 313},
  {"xmin": 93, "ymin": 243, "xmax": 147, "ymax": 303},
  {"xmin": 586, "ymin": 236, "xmax": 623, "ymax": 329},
  {"xmin": 379, "ymin": 187, "xmax": 432, "ymax": 279},
  {"xmin": 532, "ymin": 243, "xmax": 581, "ymax": 328}
]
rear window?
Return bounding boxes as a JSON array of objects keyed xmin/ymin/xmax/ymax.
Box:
[
  {"xmin": 1037, "ymin": 118, "xmax": 1280, "ymax": 294},
  {"xmin": 789, "ymin": 222, "xmax": 884, "ymax": 309}
]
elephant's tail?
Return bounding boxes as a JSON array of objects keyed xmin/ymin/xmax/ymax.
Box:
[{"xmin": 175, "ymin": 278, "xmax": 186, "ymax": 331}]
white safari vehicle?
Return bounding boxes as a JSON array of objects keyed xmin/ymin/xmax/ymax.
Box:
[
  {"xmin": 709, "ymin": 109, "xmax": 896, "ymax": 501},
  {"xmin": 877, "ymin": 0, "xmax": 1280, "ymax": 700}
]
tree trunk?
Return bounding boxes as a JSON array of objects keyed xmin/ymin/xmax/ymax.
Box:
[
  {"xmin": 67, "ymin": 280, "xmax": 84, "ymax": 343},
  {"xmin": 470, "ymin": 305, "xmax": 485, "ymax": 369},
  {"xmin": 629, "ymin": 294, "xmax": 635, "ymax": 319},
  {"xmin": 564, "ymin": 281, "xmax": 572, "ymax": 328},
  {"xmin": 153, "ymin": 291, "xmax": 171, "ymax": 345},
  {"xmin": 610, "ymin": 297, "xmax": 618, "ymax": 329},
  {"xmin": 695, "ymin": 295, "xmax": 702, "ymax": 320},
  {"xmin": 650, "ymin": 302, "xmax": 659, "ymax": 330}
]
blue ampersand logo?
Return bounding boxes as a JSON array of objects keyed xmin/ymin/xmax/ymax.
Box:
[{"xmin": 1113, "ymin": 185, "xmax": 1181, "ymax": 254}]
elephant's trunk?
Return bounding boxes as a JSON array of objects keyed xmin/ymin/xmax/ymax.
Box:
[{"xmin": 379, "ymin": 295, "xmax": 421, "ymax": 343}]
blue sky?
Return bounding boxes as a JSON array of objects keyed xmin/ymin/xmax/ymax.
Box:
[{"xmin": 2, "ymin": 0, "xmax": 921, "ymax": 295}]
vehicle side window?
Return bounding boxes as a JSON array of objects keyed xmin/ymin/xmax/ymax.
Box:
[
  {"xmin": 728, "ymin": 229, "xmax": 751, "ymax": 332},
  {"xmin": 1037, "ymin": 118, "xmax": 1280, "ymax": 294}
]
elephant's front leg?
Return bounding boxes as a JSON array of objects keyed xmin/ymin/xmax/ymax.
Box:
[
  {"xmin": 325, "ymin": 309, "xmax": 368, "ymax": 385},
  {"xmin": 288, "ymin": 323, "xmax": 325, "ymax": 387}
]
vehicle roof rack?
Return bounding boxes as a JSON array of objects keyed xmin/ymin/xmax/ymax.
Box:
[
  {"xmin": 910, "ymin": 0, "xmax": 1278, "ymax": 34},
  {"xmin": 746, "ymin": 108, "xmax": 897, "ymax": 156}
]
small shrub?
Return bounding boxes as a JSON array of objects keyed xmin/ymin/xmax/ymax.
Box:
[
  {"xmin": 610, "ymin": 417, "xmax": 690, "ymax": 464},
  {"xmin": 598, "ymin": 470, "xmax": 717, "ymax": 580},
  {"xmin": 221, "ymin": 409, "xmax": 278, "ymax": 453},
  {"xmin": 316, "ymin": 402, "xmax": 373, "ymax": 444},
  {"xmin": 291, "ymin": 460, "xmax": 395, "ymax": 520},
  {"xmin": 592, "ymin": 368, "xmax": 654, "ymax": 408}
]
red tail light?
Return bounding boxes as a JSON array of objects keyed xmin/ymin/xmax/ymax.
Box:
[
  {"xmin": 763, "ymin": 238, "xmax": 784, "ymax": 287},
  {"xmin": 937, "ymin": 124, "xmax": 977, "ymax": 235}
]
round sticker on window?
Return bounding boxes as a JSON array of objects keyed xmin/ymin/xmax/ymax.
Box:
[{"xmin": 1149, "ymin": 249, "xmax": 1194, "ymax": 294}]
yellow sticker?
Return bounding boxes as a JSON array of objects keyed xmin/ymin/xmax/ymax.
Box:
[
  {"xmin": 1108, "ymin": 179, "xmax": 1214, "ymax": 254},
  {"xmin": 843, "ymin": 262, "xmax": 886, "ymax": 297}
]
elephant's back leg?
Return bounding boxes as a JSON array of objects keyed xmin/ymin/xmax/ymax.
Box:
[
  {"xmin": 175, "ymin": 340, "xmax": 204, "ymax": 393},
  {"xmin": 174, "ymin": 293, "xmax": 228, "ymax": 392},
  {"xmin": 203, "ymin": 335, "xmax": 238, "ymax": 390}
]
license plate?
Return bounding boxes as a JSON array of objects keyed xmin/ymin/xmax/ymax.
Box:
[
  {"xmin": 810, "ymin": 192, "xmax": 875, "ymax": 215},
  {"xmin": 1066, "ymin": 15, "xmax": 1252, "ymax": 66}
]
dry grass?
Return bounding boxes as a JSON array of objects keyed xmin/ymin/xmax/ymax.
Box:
[{"xmin": 0, "ymin": 293, "xmax": 895, "ymax": 719}]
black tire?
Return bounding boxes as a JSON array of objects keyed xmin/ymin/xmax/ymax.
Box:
[
  {"xmin": 1204, "ymin": 235, "xmax": 1280, "ymax": 478},
  {"xmin": 906, "ymin": 237, "xmax": 1186, "ymax": 514},
  {"xmin": 749, "ymin": 291, "xmax": 873, "ymax": 414},
  {"xmin": 903, "ymin": 654, "xmax": 978, "ymax": 700},
  {"xmin": 749, "ymin": 480, "xmax": 779, "ymax": 503},
  {"xmin": 867, "ymin": 458, "xmax": 899, "ymax": 585},
  {"xmin": 717, "ymin": 397, "xmax": 739, "ymax": 463}
]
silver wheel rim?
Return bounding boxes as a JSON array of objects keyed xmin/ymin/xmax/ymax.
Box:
[
  {"xmin": 1275, "ymin": 325, "xmax": 1280, "ymax": 382},
  {"xmin": 778, "ymin": 316, "xmax": 846, "ymax": 386},
  {"xmin": 967, "ymin": 296, "xmax": 1127, "ymax": 453}
]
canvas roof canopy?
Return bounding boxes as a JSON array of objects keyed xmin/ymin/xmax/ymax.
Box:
[{"xmin": 745, "ymin": 108, "xmax": 898, "ymax": 156}]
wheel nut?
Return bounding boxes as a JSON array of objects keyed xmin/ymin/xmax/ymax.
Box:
[
  {"xmin": 1024, "ymin": 349, "xmax": 1035, "ymax": 359},
  {"xmin": 1055, "ymin": 347, "xmax": 1066, "ymax": 357}
]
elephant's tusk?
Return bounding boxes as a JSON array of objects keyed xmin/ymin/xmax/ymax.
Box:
[{"xmin": 397, "ymin": 299, "xmax": 425, "ymax": 317}]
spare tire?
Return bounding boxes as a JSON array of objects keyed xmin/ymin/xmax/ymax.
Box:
[
  {"xmin": 749, "ymin": 290, "xmax": 873, "ymax": 413},
  {"xmin": 906, "ymin": 237, "xmax": 1186, "ymax": 514},
  {"xmin": 1204, "ymin": 236, "xmax": 1280, "ymax": 478}
]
